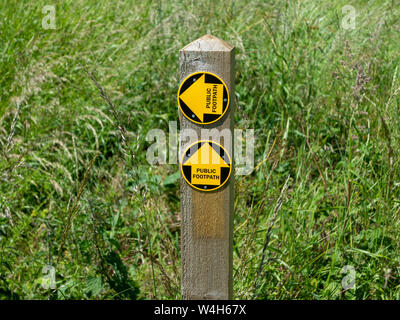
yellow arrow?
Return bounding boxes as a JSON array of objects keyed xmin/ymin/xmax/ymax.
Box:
[
  {"xmin": 184, "ymin": 142, "xmax": 229, "ymax": 186},
  {"xmin": 179, "ymin": 74, "xmax": 223, "ymax": 122}
]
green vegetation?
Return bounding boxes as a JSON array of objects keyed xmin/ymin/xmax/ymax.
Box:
[{"xmin": 0, "ymin": 0, "xmax": 399, "ymax": 299}]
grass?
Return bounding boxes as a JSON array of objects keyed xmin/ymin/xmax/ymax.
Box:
[{"xmin": 0, "ymin": 0, "xmax": 399, "ymax": 299}]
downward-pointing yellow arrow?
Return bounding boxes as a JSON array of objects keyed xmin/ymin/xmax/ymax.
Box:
[{"xmin": 179, "ymin": 74, "xmax": 223, "ymax": 122}]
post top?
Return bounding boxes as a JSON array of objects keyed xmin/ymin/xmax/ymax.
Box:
[{"xmin": 181, "ymin": 34, "xmax": 234, "ymax": 52}]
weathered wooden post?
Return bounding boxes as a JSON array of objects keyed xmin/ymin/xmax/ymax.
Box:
[{"xmin": 178, "ymin": 35, "xmax": 235, "ymax": 299}]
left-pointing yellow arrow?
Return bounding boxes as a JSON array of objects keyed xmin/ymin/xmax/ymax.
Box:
[{"xmin": 179, "ymin": 74, "xmax": 223, "ymax": 122}]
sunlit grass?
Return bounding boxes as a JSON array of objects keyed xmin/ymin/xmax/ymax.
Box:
[{"xmin": 0, "ymin": 0, "xmax": 399, "ymax": 299}]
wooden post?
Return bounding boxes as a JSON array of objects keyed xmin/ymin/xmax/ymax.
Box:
[{"xmin": 179, "ymin": 35, "xmax": 235, "ymax": 300}]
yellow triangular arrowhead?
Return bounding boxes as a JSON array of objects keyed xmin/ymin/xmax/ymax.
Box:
[
  {"xmin": 179, "ymin": 74, "xmax": 223, "ymax": 122},
  {"xmin": 184, "ymin": 142, "xmax": 229, "ymax": 167}
]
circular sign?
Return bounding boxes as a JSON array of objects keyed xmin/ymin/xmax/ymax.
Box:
[
  {"xmin": 180, "ymin": 140, "xmax": 232, "ymax": 192},
  {"xmin": 177, "ymin": 72, "xmax": 230, "ymax": 125}
]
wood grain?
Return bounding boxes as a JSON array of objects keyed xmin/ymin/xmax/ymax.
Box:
[{"xmin": 180, "ymin": 35, "xmax": 235, "ymax": 300}]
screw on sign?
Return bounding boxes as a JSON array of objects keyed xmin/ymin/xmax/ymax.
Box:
[
  {"xmin": 178, "ymin": 71, "xmax": 229, "ymax": 125},
  {"xmin": 180, "ymin": 140, "xmax": 232, "ymax": 192}
]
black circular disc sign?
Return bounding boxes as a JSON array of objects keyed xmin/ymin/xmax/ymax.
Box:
[
  {"xmin": 180, "ymin": 140, "xmax": 232, "ymax": 192},
  {"xmin": 177, "ymin": 72, "xmax": 230, "ymax": 125}
]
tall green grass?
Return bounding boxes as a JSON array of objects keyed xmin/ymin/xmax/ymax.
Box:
[{"xmin": 0, "ymin": 0, "xmax": 399, "ymax": 299}]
